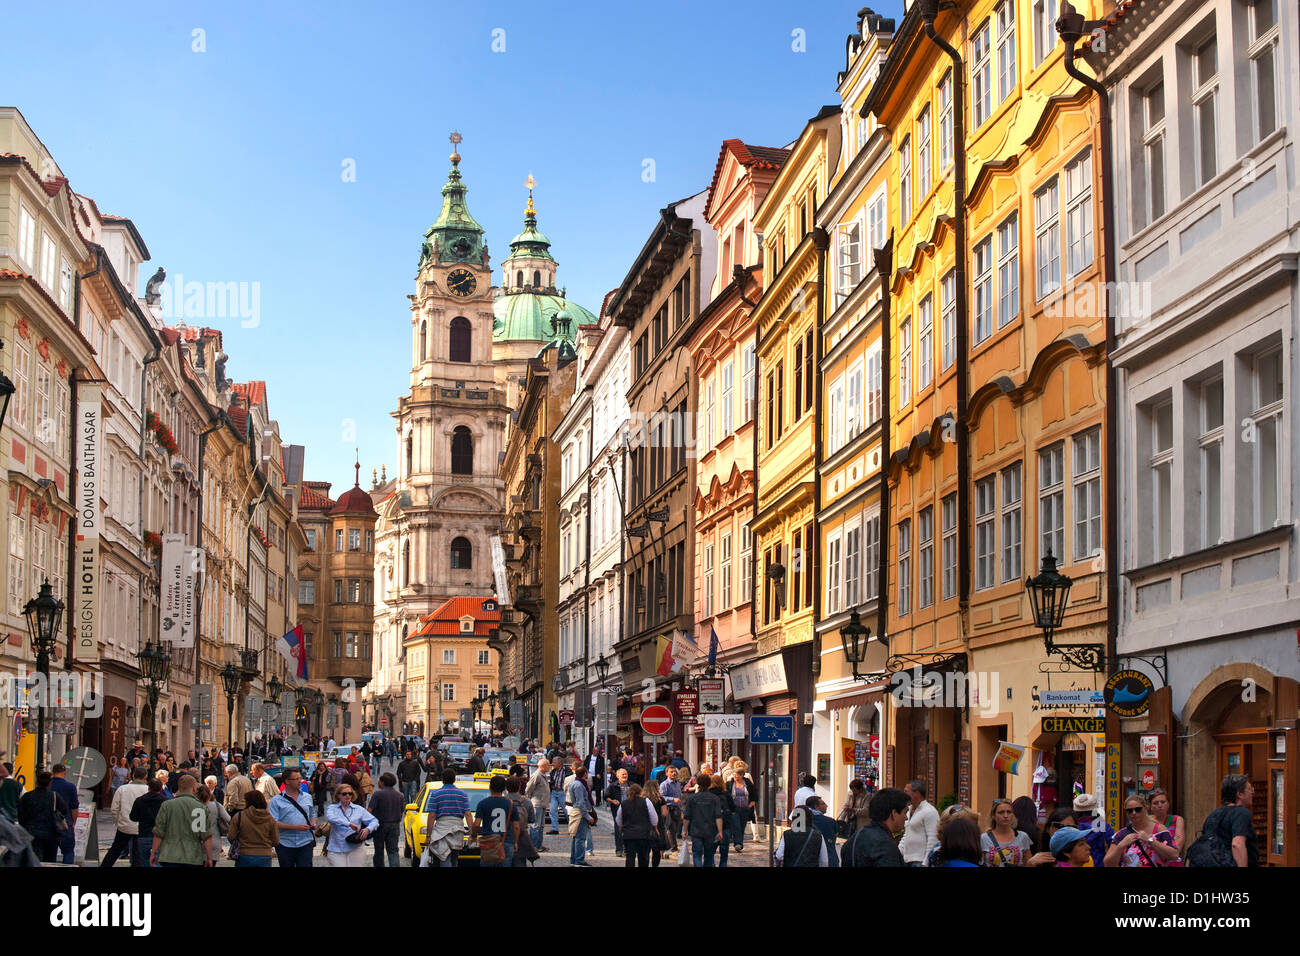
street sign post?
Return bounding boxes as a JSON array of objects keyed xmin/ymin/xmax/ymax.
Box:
[
  {"xmin": 698, "ymin": 679, "xmax": 725, "ymax": 714},
  {"xmin": 749, "ymin": 715, "xmax": 794, "ymax": 745},
  {"xmin": 639, "ymin": 704, "xmax": 674, "ymax": 737},
  {"xmin": 702, "ymin": 714, "xmax": 745, "ymax": 738}
]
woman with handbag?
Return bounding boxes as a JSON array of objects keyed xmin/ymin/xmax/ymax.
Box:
[
  {"xmin": 199, "ymin": 782, "xmax": 230, "ymax": 865},
  {"xmin": 839, "ymin": 778, "xmax": 871, "ymax": 838},
  {"xmin": 644, "ymin": 779, "xmax": 670, "ymax": 867},
  {"xmin": 311, "ymin": 763, "xmax": 331, "ymax": 816},
  {"xmin": 17, "ymin": 770, "xmax": 68, "ymax": 863},
  {"xmin": 227, "ymin": 790, "xmax": 278, "ymax": 867},
  {"xmin": 323, "ymin": 785, "xmax": 377, "ymax": 867},
  {"xmin": 724, "ymin": 763, "xmax": 757, "ymax": 852}
]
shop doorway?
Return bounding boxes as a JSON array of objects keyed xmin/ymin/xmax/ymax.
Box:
[{"xmin": 1216, "ymin": 730, "xmax": 1269, "ymax": 862}]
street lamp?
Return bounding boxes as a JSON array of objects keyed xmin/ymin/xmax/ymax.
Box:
[
  {"xmin": 471, "ymin": 696, "xmax": 482, "ymax": 731},
  {"xmin": 266, "ymin": 675, "xmax": 282, "ymax": 706},
  {"xmin": 137, "ymin": 640, "xmax": 171, "ymax": 757},
  {"xmin": 594, "ymin": 654, "xmax": 611, "ymax": 685},
  {"xmin": 219, "ymin": 662, "xmax": 241, "ymax": 751},
  {"xmin": 1025, "ymin": 550, "xmax": 1102, "ymax": 671},
  {"xmin": 838, "ymin": 610, "xmax": 873, "ymax": 683},
  {"xmin": 0, "ymin": 344, "xmax": 14, "ymax": 432},
  {"xmin": 23, "ymin": 579, "xmax": 64, "ymax": 771},
  {"xmin": 487, "ymin": 691, "xmax": 498, "ymax": 734}
]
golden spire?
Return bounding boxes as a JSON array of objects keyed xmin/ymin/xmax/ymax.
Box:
[
  {"xmin": 525, "ymin": 173, "xmax": 536, "ymax": 217},
  {"xmin": 449, "ymin": 130, "xmax": 462, "ymax": 165}
]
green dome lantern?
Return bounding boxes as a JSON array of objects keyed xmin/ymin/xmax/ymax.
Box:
[{"xmin": 420, "ymin": 131, "xmax": 487, "ymax": 268}]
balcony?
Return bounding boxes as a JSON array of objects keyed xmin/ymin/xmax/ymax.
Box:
[{"xmin": 514, "ymin": 584, "xmax": 542, "ymax": 611}]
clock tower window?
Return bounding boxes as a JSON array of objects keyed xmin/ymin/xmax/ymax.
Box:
[
  {"xmin": 451, "ymin": 426, "xmax": 474, "ymax": 475},
  {"xmin": 449, "ymin": 316, "xmax": 471, "ymax": 363},
  {"xmin": 450, "ymin": 536, "xmax": 472, "ymax": 570},
  {"xmin": 420, "ymin": 321, "xmax": 427, "ymax": 361},
  {"xmin": 516, "ymin": 270, "xmax": 523, "ymax": 289},
  {"xmin": 533, "ymin": 269, "xmax": 541, "ymax": 288}
]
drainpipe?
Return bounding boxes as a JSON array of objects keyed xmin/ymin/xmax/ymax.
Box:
[
  {"xmin": 1058, "ymin": 3, "xmax": 1118, "ymax": 684},
  {"xmin": 734, "ymin": 266, "xmax": 760, "ymax": 657},
  {"xmin": 919, "ymin": 0, "xmax": 970, "ymax": 796},
  {"xmin": 811, "ymin": 228, "xmax": 829, "ymax": 688},
  {"xmin": 875, "ymin": 238, "xmax": 894, "ymax": 660}
]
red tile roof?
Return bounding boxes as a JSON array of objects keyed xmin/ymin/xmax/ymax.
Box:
[
  {"xmin": 706, "ymin": 139, "xmax": 791, "ymax": 216},
  {"xmin": 41, "ymin": 176, "xmax": 68, "ymax": 197},
  {"xmin": 227, "ymin": 406, "xmax": 248, "ymax": 437},
  {"xmin": 299, "ymin": 482, "xmax": 334, "ymax": 510},
  {"xmin": 412, "ymin": 596, "xmax": 501, "ymax": 637},
  {"xmin": 232, "ymin": 381, "xmax": 267, "ymax": 407},
  {"xmin": 1083, "ymin": 0, "xmax": 1140, "ymax": 50},
  {"xmin": 330, "ymin": 483, "xmax": 377, "ymax": 517}
]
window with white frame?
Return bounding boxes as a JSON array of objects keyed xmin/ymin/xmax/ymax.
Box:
[
  {"xmin": 1034, "ymin": 0, "xmax": 1060, "ymax": 67},
  {"xmin": 845, "ymin": 518, "xmax": 862, "ymax": 608},
  {"xmin": 899, "ymin": 137, "xmax": 913, "ymax": 223},
  {"xmin": 300, "ymin": 580, "xmax": 315, "ymax": 604},
  {"xmin": 974, "ymin": 237, "xmax": 993, "ymax": 344},
  {"xmin": 1248, "ymin": 0, "xmax": 1280, "ymax": 142},
  {"xmin": 1192, "ymin": 34, "xmax": 1219, "ymax": 188},
  {"xmin": 1001, "ymin": 462, "xmax": 1023, "ymax": 582},
  {"xmin": 976, "ymin": 476, "xmax": 996, "ymax": 590},
  {"xmin": 826, "ymin": 530, "xmax": 842, "ymax": 612},
  {"xmin": 866, "ymin": 345, "xmax": 882, "ymax": 426},
  {"xmin": 869, "ymin": 190, "xmax": 887, "ymax": 254},
  {"xmin": 996, "ymin": 0, "xmax": 1017, "ymax": 102},
  {"xmin": 740, "ymin": 524, "xmax": 753, "ymax": 602},
  {"xmin": 1035, "ymin": 178, "xmax": 1061, "ymax": 299},
  {"xmin": 918, "ymin": 296, "xmax": 933, "ymax": 390},
  {"xmin": 919, "ymin": 507, "xmax": 934, "ymax": 608},
  {"xmin": 1134, "ymin": 77, "xmax": 1166, "ymax": 229},
  {"xmin": 705, "ymin": 377, "xmax": 716, "ymax": 450},
  {"xmin": 1065, "ymin": 150, "xmax": 1093, "ymax": 277},
  {"xmin": 1195, "ymin": 375, "xmax": 1224, "ymax": 550},
  {"xmin": 1072, "ymin": 427, "xmax": 1102, "ymax": 561},
  {"xmin": 721, "ymin": 530, "xmax": 732, "ymax": 609},
  {"xmin": 742, "ymin": 344, "xmax": 756, "ymax": 423},
  {"xmin": 899, "ymin": 318, "xmax": 912, "ymax": 406},
  {"xmin": 721, "ymin": 361, "xmax": 734, "ymax": 436},
  {"xmin": 17, "ymin": 206, "xmax": 36, "ymax": 267},
  {"xmin": 703, "ymin": 542, "xmax": 715, "ymax": 617},
  {"xmin": 941, "ymin": 494, "xmax": 957, "ymax": 601},
  {"xmin": 442, "ymin": 648, "xmax": 456, "ymax": 665},
  {"xmin": 941, "ymin": 270, "xmax": 956, "ymax": 370},
  {"xmin": 34, "ymin": 364, "xmax": 51, "ymax": 444},
  {"xmin": 1039, "ymin": 442, "xmax": 1066, "ymax": 563},
  {"xmin": 916, "ymin": 106, "xmax": 932, "ymax": 199},
  {"xmin": 39, "ymin": 233, "xmax": 57, "ymax": 291},
  {"xmin": 829, "ymin": 374, "xmax": 845, "ymax": 452},
  {"xmin": 939, "ymin": 69, "xmax": 954, "ymax": 170},
  {"xmin": 478, "ymin": 649, "xmax": 490, "ymax": 666},
  {"xmin": 864, "ymin": 513, "xmax": 880, "ymax": 601},
  {"xmin": 1149, "ymin": 399, "xmax": 1174, "ymax": 562},
  {"xmin": 847, "ymin": 358, "xmax": 863, "ymax": 439},
  {"xmin": 1252, "ymin": 345, "xmax": 1284, "ymax": 532},
  {"xmin": 30, "ymin": 526, "xmax": 47, "ymax": 598},
  {"xmin": 973, "ymin": 18, "xmax": 993, "ymax": 127},
  {"xmin": 442, "ymin": 683, "xmax": 455, "ymax": 702},
  {"xmin": 997, "ymin": 214, "xmax": 1019, "ymax": 328},
  {"xmin": 898, "ymin": 518, "xmax": 912, "ymax": 615},
  {"xmin": 11, "ymin": 341, "xmax": 29, "ymax": 430},
  {"xmin": 837, "ymin": 220, "xmax": 862, "ymax": 304},
  {"xmin": 59, "ymin": 258, "xmax": 73, "ymax": 311}
]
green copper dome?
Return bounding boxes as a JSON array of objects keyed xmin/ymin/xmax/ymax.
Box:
[
  {"xmin": 503, "ymin": 196, "xmax": 555, "ymax": 264},
  {"xmin": 420, "ymin": 137, "xmax": 486, "ymax": 267},
  {"xmin": 492, "ymin": 292, "xmax": 596, "ymax": 344}
]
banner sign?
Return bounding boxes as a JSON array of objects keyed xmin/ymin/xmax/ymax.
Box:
[
  {"xmin": 178, "ymin": 546, "xmax": 203, "ymax": 648},
  {"xmin": 74, "ymin": 383, "xmax": 102, "ymax": 663},
  {"xmin": 489, "ymin": 535, "xmax": 511, "ymax": 606},
  {"xmin": 160, "ymin": 534, "xmax": 185, "ymax": 640}
]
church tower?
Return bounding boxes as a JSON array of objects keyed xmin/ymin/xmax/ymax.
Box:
[{"xmin": 389, "ymin": 133, "xmax": 508, "ymax": 648}]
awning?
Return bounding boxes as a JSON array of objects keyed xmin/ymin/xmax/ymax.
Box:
[{"xmin": 827, "ymin": 689, "xmax": 886, "ymax": 712}]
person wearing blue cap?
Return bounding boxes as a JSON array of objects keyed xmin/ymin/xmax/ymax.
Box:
[{"xmin": 1050, "ymin": 826, "xmax": 1094, "ymax": 867}]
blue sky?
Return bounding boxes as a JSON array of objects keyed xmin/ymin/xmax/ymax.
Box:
[{"xmin": 3, "ymin": 0, "xmax": 903, "ymax": 492}]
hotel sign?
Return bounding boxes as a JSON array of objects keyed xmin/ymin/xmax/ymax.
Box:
[
  {"xmin": 730, "ymin": 653, "xmax": 788, "ymax": 701},
  {"xmin": 74, "ymin": 384, "xmax": 101, "ymax": 663}
]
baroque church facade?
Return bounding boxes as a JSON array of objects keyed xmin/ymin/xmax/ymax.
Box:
[{"xmin": 367, "ymin": 135, "xmax": 596, "ymax": 735}]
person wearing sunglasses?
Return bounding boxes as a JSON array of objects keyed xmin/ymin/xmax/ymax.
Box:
[
  {"xmin": 324, "ymin": 786, "xmax": 377, "ymax": 867},
  {"xmin": 1104, "ymin": 794, "xmax": 1179, "ymax": 867}
]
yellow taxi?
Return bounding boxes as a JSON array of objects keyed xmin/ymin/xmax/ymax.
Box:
[{"xmin": 402, "ymin": 773, "xmax": 499, "ymax": 867}]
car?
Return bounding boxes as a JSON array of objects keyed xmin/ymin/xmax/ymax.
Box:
[
  {"xmin": 321, "ymin": 743, "xmax": 366, "ymax": 768},
  {"xmin": 443, "ymin": 741, "xmax": 473, "ymax": 771},
  {"xmin": 483, "ymin": 748, "xmax": 520, "ymax": 770},
  {"xmin": 402, "ymin": 774, "xmax": 497, "ymax": 867}
]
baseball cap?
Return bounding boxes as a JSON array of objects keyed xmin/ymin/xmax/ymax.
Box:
[{"xmin": 1050, "ymin": 826, "xmax": 1088, "ymax": 857}]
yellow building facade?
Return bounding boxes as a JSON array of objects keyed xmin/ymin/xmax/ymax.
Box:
[{"xmin": 867, "ymin": 0, "xmax": 1109, "ymax": 816}]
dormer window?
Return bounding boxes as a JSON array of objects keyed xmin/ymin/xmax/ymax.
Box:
[{"xmin": 460, "ymin": 617, "xmax": 474, "ymax": 633}]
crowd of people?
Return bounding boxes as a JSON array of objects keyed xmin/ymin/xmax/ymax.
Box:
[{"xmin": 0, "ymin": 731, "xmax": 1262, "ymax": 868}]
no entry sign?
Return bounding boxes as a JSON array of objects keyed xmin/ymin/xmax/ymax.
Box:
[{"xmin": 640, "ymin": 704, "xmax": 674, "ymax": 737}]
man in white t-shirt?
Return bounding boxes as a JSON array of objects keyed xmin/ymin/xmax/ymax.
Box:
[
  {"xmin": 791, "ymin": 773, "xmax": 818, "ymax": 817},
  {"xmin": 900, "ymin": 779, "xmax": 939, "ymax": 865}
]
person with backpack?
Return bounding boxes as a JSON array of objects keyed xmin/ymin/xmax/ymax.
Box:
[
  {"xmin": 841, "ymin": 787, "xmax": 908, "ymax": 867},
  {"xmin": 775, "ymin": 806, "xmax": 828, "ymax": 866},
  {"xmin": 16, "ymin": 770, "xmax": 68, "ymax": 863},
  {"xmin": 1187, "ymin": 774, "xmax": 1259, "ymax": 867}
]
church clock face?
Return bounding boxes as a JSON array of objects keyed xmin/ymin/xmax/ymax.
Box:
[{"xmin": 447, "ymin": 268, "xmax": 477, "ymax": 297}]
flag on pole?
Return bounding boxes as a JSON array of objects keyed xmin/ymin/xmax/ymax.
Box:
[
  {"xmin": 276, "ymin": 625, "xmax": 309, "ymax": 680},
  {"xmin": 656, "ymin": 634, "xmax": 685, "ymax": 676},
  {"xmin": 708, "ymin": 626, "xmax": 719, "ymax": 667},
  {"xmin": 672, "ymin": 628, "xmax": 703, "ymax": 666}
]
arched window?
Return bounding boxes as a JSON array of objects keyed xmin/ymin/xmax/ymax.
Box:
[
  {"xmin": 420, "ymin": 321, "xmax": 427, "ymax": 361},
  {"xmin": 402, "ymin": 541, "xmax": 410, "ymax": 586},
  {"xmin": 516, "ymin": 269, "xmax": 523, "ymax": 288},
  {"xmin": 451, "ymin": 426, "xmax": 473, "ymax": 475},
  {"xmin": 449, "ymin": 316, "xmax": 471, "ymax": 363},
  {"xmin": 450, "ymin": 536, "xmax": 472, "ymax": 570},
  {"xmin": 533, "ymin": 269, "xmax": 541, "ymax": 288},
  {"xmin": 406, "ymin": 435, "xmax": 413, "ymax": 477}
]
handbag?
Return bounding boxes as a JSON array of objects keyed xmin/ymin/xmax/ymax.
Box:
[
  {"xmin": 835, "ymin": 809, "xmax": 855, "ymax": 839},
  {"xmin": 53, "ymin": 793, "xmax": 69, "ymax": 834},
  {"xmin": 479, "ymin": 832, "xmax": 506, "ymax": 865},
  {"xmin": 344, "ymin": 830, "xmax": 366, "ymax": 844}
]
